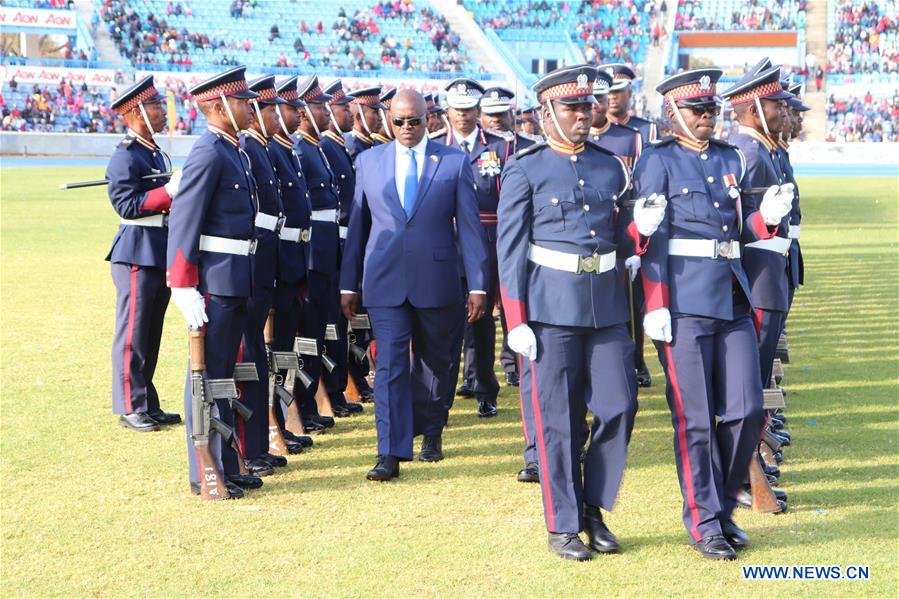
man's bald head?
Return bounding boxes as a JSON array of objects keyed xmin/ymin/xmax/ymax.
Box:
[{"xmin": 391, "ymin": 88, "xmax": 428, "ymax": 147}]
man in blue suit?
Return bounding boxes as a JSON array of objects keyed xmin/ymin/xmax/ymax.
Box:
[{"xmin": 340, "ymin": 89, "xmax": 489, "ymax": 481}]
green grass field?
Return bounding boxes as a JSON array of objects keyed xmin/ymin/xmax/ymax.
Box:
[{"xmin": 1, "ymin": 168, "xmax": 897, "ymax": 597}]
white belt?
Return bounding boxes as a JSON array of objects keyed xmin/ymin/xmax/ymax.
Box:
[
  {"xmin": 668, "ymin": 239, "xmax": 741, "ymax": 260},
  {"xmin": 121, "ymin": 214, "xmax": 166, "ymax": 227},
  {"xmin": 254, "ymin": 212, "xmax": 283, "ymax": 232},
  {"xmin": 788, "ymin": 225, "xmax": 800, "ymax": 240},
  {"xmin": 339, "ymin": 226, "xmax": 348, "ymax": 240},
  {"xmin": 310, "ymin": 208, "xmax": 338, "ymax": 223},
  {"xmin": 745, "ymin": 236, "xmax": 791, "ymax": 256},
  {"xmin": 527, "ymin": 243, "xmax": 616, "ymax": 274},
  {"xmin": 199, "ymin": 234, "xmax": 256, "ymax": 256},
  {"xmin": 280, "ymin": 226, "xmax": 312, "ymax": 243}
]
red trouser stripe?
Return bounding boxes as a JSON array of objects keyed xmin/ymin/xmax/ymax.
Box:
[
  {"xmin": 529, "ymin": 359, "xmax": 555, "ymax": 532},
  {"xmin": 123, "ymin": 265, "xmax": 139, "ymax": 413},
  {"xmin": 664, "ymin": 343, "xmax": 702, "ymax": 542},
  {"xmin": 517, "ymin": 356, "xmax": 530, "ymax": 444}
]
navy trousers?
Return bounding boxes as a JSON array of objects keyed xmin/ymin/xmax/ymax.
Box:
[
  {"xmin": 653, "ymin": 312, "xmax": 765, "ymax": 542},
  {"xmin": 497, "ymin": 300, "xmax": 518, "ymax": 377},
  {"xmin": 184, "ymin": 294, "xmax": 248, "ymax": 483},
  {"xmin": 757, "ymin": 308, "xmax": 786, "ymax": 388},
  {"xmin": 629, "ymin": 275, "xmax": 648, "ymax": 370},
  {"xmin": 111, "ymin": 263, "xmax": 169, "ymax": 415},
  {"xmin": 322, "ymin": 277, "xmax": 350, "ymax": 405},
  {"xmin": 272, "ymin": 280, "xmax": 305, "ymax": 432},
  {"xmin": 231, "ymin": 285, "xmax": 273, "ymax": 463},
  {"xmin": 517, "ymin": 357, "xmax": 538, "ymax": 466},
  {"xmin": 368, "ymin": 301, "xmax": 465, "ymax": 460},
  {"xmin": 529, "ymin": 322, "xmax": 637, "ymax": 534},
  {"xmin": 297, "ymin": 270, "xmax": 331, "ymax": 418},
  {"xmin": 461, "ymin": 240, "xmax": 500, "ymax": 405}
]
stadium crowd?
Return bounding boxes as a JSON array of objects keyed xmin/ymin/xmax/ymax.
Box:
[
  {"xmin": 825, "ymin": 92, "xmax": 898, "ymax": 142},
  {"xmin": 674, "ymin": 0, "xmax": 805, "ymax": 31},
  {"xmin": 826, "ymin": 0, "xmax": 897, "ymax": 74},
  {"xmin": 94, "ymin": 0, "xmax": 474, "ymax": 74}
]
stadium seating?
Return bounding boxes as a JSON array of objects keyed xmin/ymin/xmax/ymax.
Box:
[
  {"xmin": 95, "ymin": 0, "xmax": 481, "ymax": 77},
  {"xmin": 826, "ymin": 92, "xmax": 898, "ymax": 142},
  {"xmin": 826, "ymin": 0, "xmax": 897, "ymax": 74},
  {"xmin": 464, "ymin": 0, "xmax": 653, "ymax": 66},
  {"xmin": 0, "ymin": 80, "xmax": 207, "ymax": 134},
  {"xmin": 674, "ymin": 0, "xmax": 805, "ymax": 31}
]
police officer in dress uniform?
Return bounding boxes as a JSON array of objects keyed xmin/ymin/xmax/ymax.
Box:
[
  {"xmin": 425, "ymin": 92, "xmax": 449, "ymax": 135},
  {"xmin": 478, "ymin": 86, "xmax": 535, "ymax": 391},
  {"xmin": 268, "ymin": 75, "xmax": 316, "ymax": 448},
  {"xmin": 721, "ymin": 66, "xmax": 796, "ymax": 392},
  {"xmin": 588, "ymin": 70, "xmax": 652, "ymax": 388},
  {"xmin": 293, "ymin": 75, "xmax": 341, "ymax": 432},
  {"xmin": 599, "ymin": 63, "xmax": 658, "ymax": 145},
  {"xmin": 107, "ymin": 76, "xmax": 182, "ymax": 432},
  {"xmin": 635, "ymin": 68, "xmax": 793, "ymax": 558},
  {"xmin": 436, "ymin": 77, "xmax": 506, "ymax": 418},
  {"xmin": 497, "ymin": 65, "xmax": 664, "ymax": 560},
  {"xmin": 516, "ymin": 103, "xmax": 543, "ymax": 139},
  {"xmin": 345, "ymin": 85, "xmax": 385, "ymax": 161},
  {"xmin": 783, "ymin": 82, "xmax": 809, "ymax": 309},
  {"xmin": 230, "ymin": 75, "xmax": 291, "ymax": 476},
  {"xmin": 166, "ymin": 66, "xmax": 265, "ymax": 498},
  {"xmin": 320, "ymin": 79, "xmax": 366, "ymax": 415},
  {"xmin": 372, "ymin": 86, "xmax": 396, "ymax": 145}
]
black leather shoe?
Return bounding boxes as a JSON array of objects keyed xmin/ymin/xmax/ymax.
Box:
[
  {"xmin": 118, "ymin": 413, "xmax": 160, "ymax": 432},
  {"xmin": 227, "ymin": 473, "xmax": 263, "ymax": 489},
  {"xmin": 721, "ymin": 519, "xmax": 749, "ymax": 549},
  {"xmin": 517, "ymin": 463, "xmax": 539, "ymax": 483},
  {"xmin": 282, "ymin": 430, "xmax": 314, "ymax": 448},
  {"xmin": 261, "ymin": 452, "xmax": 287, "ymax": 468},
  {"xmin": 505, "ymin": 371, "xmax": 520, "ymax": 387},
  {"xmin": 366, "ymin": 455, "xmax": 399, "ymax": 481},
  {"xmin": 419, "ymin": 434, "xmax": 444, "ymax": 462},
  {"xmin": 330, "ymin": 403, "xmax": 352, "ymax": 417},
  {"xmin": 308, "ymin": 414, "xmax": 335, "ymax": 429},
  {"xmin": 285, "ymin": 440, "xmax": 304, "ymax": 454},
  {"xmin": 477, "ymin": 400, "xmax": 498, "ymax": 418},
  {"xmin": 737, "ymin": 487, "xmax": 788, "ymax": 510},
  {"xmin": 456, "ymin": 379, "xmax": 474, "ymax": 397},
  {"xmin": 762, "ymin": 461, "xmax": 781, "ymax": 479},
  {"xmin": 583, "ymin": 505, "xmax": 620, "ymax": 553},
  {"xmin": 146, "ymin": 408, "xmax": 182, "ymax": 425},
  {"xmin": 345, "ymin": 401, "xmax": 364, "ymax": 413},
  {"xmin": 693, "ymin": 535, "xmax": 736, "ymax": 560},
  {"xmin": 547, "ymin": 533, "xmax": 593, "ymax": 561},
  {"xmin": 190, "ymin": 481, "xmax": 243, "ymax": 499},
  {"xmin": 303, "ymin": 420, "xmax": 328, "ymax": 435},
  {"xmin": 244, "ymin": 458, "xmax": 276, "ymax": 477},
  {"xmin": 774, "ymin": 488, "xmax": 788, "ymax": 502},
  {"xmin": 358, "ymin": 389, "xmax": 374, "ymax": 402},
  {"xmin": 636, "ymin": 364, "xmax": 652, "ymax": 388}
]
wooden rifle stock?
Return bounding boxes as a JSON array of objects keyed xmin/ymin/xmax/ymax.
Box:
[
  {"xmin": 189, "ymin": 329, "xmax": 230, "ymax": 500},
  {"xmin": 749, "ymin": 449, "xmax": 785, "ymax": 513}
]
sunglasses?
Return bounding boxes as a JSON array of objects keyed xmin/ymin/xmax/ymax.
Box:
[
  {"xmin": 683, "ymin": 104, "xmax": 721, "ymax": 116},
  {"xmin": 392, "ymin": 115, "xmax": 425, "ymax": 128}
]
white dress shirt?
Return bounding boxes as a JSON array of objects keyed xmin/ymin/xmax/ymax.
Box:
[{"xmin": 395, "ymin": 134, "xmax": 428, "ymax": 206}]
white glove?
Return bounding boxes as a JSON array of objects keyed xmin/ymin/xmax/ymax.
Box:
[
  {"xmin": 643, "ymin": 307, "xmax": 672, "ymax": 343},
  {"xmin": 164, "ymin": 169, "xmax": 183, "ymax": 198},
  {"xmin": 170, "ymin": 287, "xmax": 208, "ymax": 329},
  {"xmin": 507, "ymin": 323, "xmax": 537, "ymax": 361},
  {"xmin": 624, "ymin": 255, "xmax": 641, "ymax": 282},
  {"xmin": 633, "ymin": 193, "xmax": 668, "ymax": 237},
  {"xmin": 759, "ymin": 184, "xmax": 792, "ymax": 225}
]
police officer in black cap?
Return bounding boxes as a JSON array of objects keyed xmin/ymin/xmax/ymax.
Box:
[
  {"xmin": 372, "ymin": 86, "xmax": 396, "ymax": 145},
  {"xmin": 599, "ymin": 63, "xmax": 658, "ymax": 145},
  {"xmin": 425, "ymin": 92, "xmax": 449, "ymax": 135},
  {"xmin": 107, "ymin": 75, "xmax": 181, "ymax": 431},
  {"xmin": 345, "ymin": 85, "xmax": 386, "ymax": 161}
]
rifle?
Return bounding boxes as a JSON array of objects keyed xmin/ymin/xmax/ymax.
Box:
[
  {"xmin": 264, "ymin": 310, "xmax": 299, "ymax": 456},
  {"xmin": 58, "ymin": 172, "xmax": 174, "ymax": 190},
  {"xmin": 282, "ymin": 336, "xmax": 320, "ymax": 435},
  {"xmin": 189, "ymin": 329, "xmax": 237, "ymax": 500},
  {"xmin": 347, "ymin": 314, "xmax": 371, "ymax": 364},
  {"xmin": 230, "ymin": 361, "xmax": 258, "ymax": 475}
]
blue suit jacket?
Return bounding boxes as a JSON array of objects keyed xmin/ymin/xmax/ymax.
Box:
[
  {"xmin": 105, "ymin": 136, "xmax": 171, "ymax": 268},
  {"xmin": 339, "ymin": 139, "xmax": 488, "ymax": 308}
]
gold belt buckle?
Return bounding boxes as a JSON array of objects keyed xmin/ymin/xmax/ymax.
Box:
[
  {"xmin": 300, "ymin": 228, "xmax": 312, "ymax": 242},
  {"xmin": 578, "ymin": 254, "xmax": 599, "ymax": 274},
  {"xmin": 716, "ymin": 241, "xmax": 734, "ymax": 259}
]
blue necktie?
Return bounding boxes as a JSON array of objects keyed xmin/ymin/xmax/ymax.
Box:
[{"xmin": 403, "ymin": 148, "xmax": 418, "ymax": 217}]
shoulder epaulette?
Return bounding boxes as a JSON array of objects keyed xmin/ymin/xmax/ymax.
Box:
[
  {"xmin": 610, "ymin": 122, "xmax": 640, "ymax": 133},
  {"xmin": 513, "ymin": 140, "xmax": 545, "ymax": 159},
  {"xmin": 483, "ymin": 129, "xmax": 510, "ymax": 144},
  {"xmin": 709, "ymin": 137, "xmax": 737, "ymax": 150},
  {"xmin": 428, "ymin": 128, "xmax": 447, "ymax": 140},
  {"xmin": 650, "ymin": 135, "xmax": 677, "ymax": 146},
  {"xmin": 584, "ymin": 139, "xmax": 620, "ymax": 157}
]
